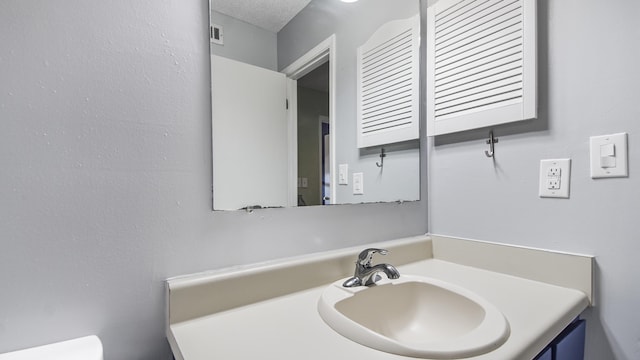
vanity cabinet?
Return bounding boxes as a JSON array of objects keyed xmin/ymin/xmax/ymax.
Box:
[
  {"xmin": 536, "ymin": 347, "xmax": 552, "ymax": 360},
  {"xmin": 534, "ymin": 319, "xmax": 586, "ymax": 360}
]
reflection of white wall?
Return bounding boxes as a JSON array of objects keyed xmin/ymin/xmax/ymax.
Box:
[
  {"xmin": 278, "ymin": 0, "xmax": 420, "ymax": 204},
  {"xmin": 210, "ymin": 10, "xmax": 277, "ymax": 71}
]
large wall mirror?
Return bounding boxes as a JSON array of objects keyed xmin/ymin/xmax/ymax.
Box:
[{"xmin": 210, "ymin": 0, "xmax": 421, "ymax": 210}]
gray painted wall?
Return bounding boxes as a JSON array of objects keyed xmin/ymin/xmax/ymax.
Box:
[
  {"xmin": 279, "ymin": 0, "xmax": 421, "ymax": 204},
  {"xmin": 210, "ymin": 10, "xmax": 278, "ymax": 71},
  {"xmin": 0, "ymin": 0, "xmax": 427, "ymax": 358},
  {"xmin": 427, "ymin": 0, "xmax": 640, "ymax": 359}
]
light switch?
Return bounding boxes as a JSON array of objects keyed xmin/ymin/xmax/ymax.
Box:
[
  {"xmin": 599, "ymin": 143, "xmax": 616, "ymax": 168},
  {"xmin": 600, "ymin": 143, "xmax": 615, "ymax": 156},
  {"xmin": 590, "ymin": 133, "xmax": 628, "ymax": 178},
  {"xmin": 353, "ymin": 172, "xmax": 364, "ymax": 195},
  {"xmin": 339, "ymin": 164, "xmax": 348, "ymax": 185}
]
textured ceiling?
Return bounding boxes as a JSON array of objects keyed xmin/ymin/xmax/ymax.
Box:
[{"xmin": 211, "ymin": 0, "xmax": 313, "ymax": 33}]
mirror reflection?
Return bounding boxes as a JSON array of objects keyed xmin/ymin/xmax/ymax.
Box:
[{"xmin": 210, "ymin": 0, "xmax": 421, "ymax": 210}]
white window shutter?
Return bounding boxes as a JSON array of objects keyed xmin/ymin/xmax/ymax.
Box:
[
  {"xmin": 426, "ymin": 0, "xmax": 537, "ymax": 136},
  {"xmin": 357, "ymin": 15, "xmax": 420, "ymax": 148}
]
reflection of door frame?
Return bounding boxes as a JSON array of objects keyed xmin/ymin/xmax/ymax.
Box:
[
  {"xmin": 281, "ymin": 34, "xmax": 336, "ymax": 206},
  {"xmin": 320, "ymin": 117, "xmax": 330, "ymax": 205}
]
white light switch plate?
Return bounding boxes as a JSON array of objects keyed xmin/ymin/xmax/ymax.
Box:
[
  {"xmin": 338, "ymin": 164, "xmax": 348, "ymax": 185},
  {"xmin": 590, "ymin": 133, "xmax": 628, "ymax": 178},
  {"xmin": 353, "ymin": 172, "xmax": 364, "ymax": 195},
  {"xmin": 539, "ymin": 159, "xmax": 571, "ymax": 198}
]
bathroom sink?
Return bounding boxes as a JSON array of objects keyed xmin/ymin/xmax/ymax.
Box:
[{"xmin": 318, "ymin": 275, "xmax": 510, "ymax": 358}]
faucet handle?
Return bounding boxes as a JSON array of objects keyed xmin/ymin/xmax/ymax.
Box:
[{"xmin": 357, "ymin": 248, "xmax": 389, "ymax": 266}]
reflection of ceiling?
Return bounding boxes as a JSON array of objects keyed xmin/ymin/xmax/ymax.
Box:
[{"xmin": 211, "ymin": 0, "xmax": 312, "ymax": 33}]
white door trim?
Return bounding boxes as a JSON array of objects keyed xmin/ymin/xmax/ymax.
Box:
[{"xmin": 281, "ymin": 34, "xmax": 336, "ymax": 206}]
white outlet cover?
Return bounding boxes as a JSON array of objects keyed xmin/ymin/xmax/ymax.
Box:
[{"xmin": 539, "ymin": 159, "xmax": 571, "ymax": 198}]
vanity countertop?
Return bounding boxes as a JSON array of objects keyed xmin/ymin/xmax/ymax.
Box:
[{"xmin": 166, "ymin": 235, "xmax": 593, "ymax": 360}]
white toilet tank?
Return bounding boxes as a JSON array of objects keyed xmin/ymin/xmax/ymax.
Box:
[{"xmin": 0, "ymin": 336, "xmax": 103, "ymax": 360}]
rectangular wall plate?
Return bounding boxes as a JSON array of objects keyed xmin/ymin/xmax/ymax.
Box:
[
  {"xmin": 353, "ymin": 172, "xmax": 364, "ymax": 195},
  {"xmin": 338, "ymin": 164, "xmax": 348, "ymax": 185},
  {"xmin": 590, "ymin": 133, "xmax": 628, "ymax": 178},
  {"xmin": 539, "ymin": 159, "xmax": 571, "ymax": 198}
]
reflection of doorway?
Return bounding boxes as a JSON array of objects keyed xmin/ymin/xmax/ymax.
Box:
[
  {"xmin": 282, "ymin": 35, "xmax": 335, "ymax": 206},
  {"xmin": 296, "ymin": 63, "xmax": 329, "ymax": 206}
]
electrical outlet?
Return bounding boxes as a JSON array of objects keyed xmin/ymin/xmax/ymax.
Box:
[
  {"xmin": 548, "ymin": 166, "xmax": 561, "ymax": 177},
  {"xmin": 539, "ymin": 159, "xmax": 571, "ymax": 198},
  {"xmin": 546, "ymin": 178, "xmax": 560, "ymax": 190}
]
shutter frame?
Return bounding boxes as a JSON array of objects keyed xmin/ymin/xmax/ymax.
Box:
[
  {"xmin": 357, "ymin": 14, "xmax": 421, "ymax": 148},
  {"xmin": 426, "ymin": 0, "xmax": 537, "ymax": 136}
]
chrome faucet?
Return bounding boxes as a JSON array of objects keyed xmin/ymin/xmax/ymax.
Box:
[{"xmin": 343, "ymin": 248, "xmax": 400, "ymax": 287}]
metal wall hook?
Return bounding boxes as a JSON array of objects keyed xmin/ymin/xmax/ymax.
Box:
[
  {"xmin": 376, "ymin": 148, "xmax": 386, "ymax": 167},
  {"xmin": 485, "ymin": 131, "xmax": 499, "ymax": 158}
]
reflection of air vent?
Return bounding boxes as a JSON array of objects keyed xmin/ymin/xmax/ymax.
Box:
[
  {"xmin": 427, "ymin": 0, "xmax": 536, "ymax": 136},
  {"xmin": 357, "ymin": 15, "xmax": 420, "ymax": 148},
  {"xmin": 210, "ymin": 24, "xmax": 224, "ymax": 45}
]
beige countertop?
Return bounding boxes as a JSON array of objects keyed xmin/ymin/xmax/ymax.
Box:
[{"xmin": 166, "ymin": 235, "xmax": 593, "ymax": 360}]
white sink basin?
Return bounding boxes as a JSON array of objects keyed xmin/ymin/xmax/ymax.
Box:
[{"xmin": 318, "ymin": 275, "xmax": 510, "ymax": 358}]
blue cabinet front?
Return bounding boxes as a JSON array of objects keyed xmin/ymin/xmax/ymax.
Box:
[
  {"xmin": 535, "ymin": 347, "xmax": 552, "ymax": 360},
  {"xmin": 533, "ymin": 319, "xmax": 586, "ymax": 360},
  {"xmin": 554, "ymin": 319, "xmax": 586, "ymax": 360}
]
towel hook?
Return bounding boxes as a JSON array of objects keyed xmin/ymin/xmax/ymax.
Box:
[
  {"xmin": 376, "ymin": 148, "xmax": 386, "ymax": 168},
  {"xmin": 485, "ymin": 131, "xmax": 499, "ymax": 158}
]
